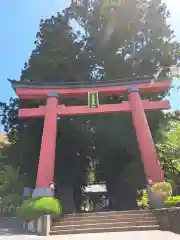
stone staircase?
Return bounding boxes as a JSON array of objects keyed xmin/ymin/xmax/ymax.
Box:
[{"xmin": 50, "ymin": 210, "xmax": 159, "ymax": 235}]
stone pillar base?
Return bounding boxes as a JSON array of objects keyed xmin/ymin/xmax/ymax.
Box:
[
  {"xmin": 32, "ymin": 188, "xmax": 53, "ymax": 198},
  {"xmin": 148, "ymin": 187, "xmax": 168, "ymax": 209},
  {"xmin": 23, "ymin": 215, "xmax": 51, "ymax": 236}
]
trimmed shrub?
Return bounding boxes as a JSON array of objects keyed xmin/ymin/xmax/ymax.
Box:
[
  {"xmin": 35, "ymin": 197, "xmax": 62, "ymax": 215},
  {"xmin": 17, "ymin": 197, "xmax": 62, "ymax": 220},
  {"xmin": 164, "ymin": 196, "xmax": 180, "ymax": 208},
  {"xmin": 151, "ymin": 182, "xmax": 172, "ymax": 197}
]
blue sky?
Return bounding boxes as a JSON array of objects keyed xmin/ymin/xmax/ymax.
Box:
[{"xmin": 0, "ymin": 0, "xmax": 179, "ymax": 110}]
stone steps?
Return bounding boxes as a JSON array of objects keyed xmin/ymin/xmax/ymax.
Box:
[
  {"xmin": 56, "ymin": 213, "xmax": 153, "ymax": 221},
  {"xmin": 51, "ymin": 220, "xmax": 158, "ymax": 231},
  {"xmin": 52, "ymin": 216, "xmax": 157, "ymax": 226},
  {"xmin": 50, "ymin": 210, "xmax": 159, "ymax": 235},
  {"xmin": 61, "ymin": 209, "xmax": 151, "ymax": 217}
]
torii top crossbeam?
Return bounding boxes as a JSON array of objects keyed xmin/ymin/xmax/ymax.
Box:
[
  {"xmin": 10, "ymin": 78, "xmax": 171, "ymax": 117},
  {"xmin": 10, "ymin": 77, "xmax": 170, "ymax": 100}
]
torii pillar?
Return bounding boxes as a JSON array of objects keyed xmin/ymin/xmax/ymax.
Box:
[
  {"xmin": 128, "ymin": 87, "xmax": 164, "ymax": 183},
  {"xmin": 33, "ymin": 92, "xmax": 58, "ymax": 197}
]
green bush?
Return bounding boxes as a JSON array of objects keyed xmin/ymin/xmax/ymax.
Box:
[
  {"xmin": 151, "ymin": 182, "xmax": 172, "ymax": 197},
  {"xmin": 17, "ymin": 197, "xmax": 62, "ymax": 220},
  {"xmin": 164, "ymin": 196, "xmax": 180, "ymax": 208},
  {"xmin": 17, "ymin": 198, "xmax": 40, "ymax": 220},
  {"xmin": 137, "ymin": 189, "xmax": 149, "ymax": 209}
]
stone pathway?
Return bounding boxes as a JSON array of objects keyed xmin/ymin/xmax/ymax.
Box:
[{"xmin": 0, "ymin": 231, "xmax": 179, "ymax": 240}]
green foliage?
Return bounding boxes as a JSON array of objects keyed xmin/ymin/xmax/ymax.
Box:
[
  {"xmin": 157, "ymin": 121, "xmax": 180, "ymax": 184},
  {"xmin": 137, "ymin": 189, "xmax": 149, "ymax": 209},
  {"xmin": 165, "ymin": 111, "xmax": 180, "ymax": 122},
  {"xmin": 17, "ymin": 197, "xmax": 62, "ymax": 220},
  {"xmin": 2, "ymin": 193, "xmax": 22, "ymax": 205},
  {"xmin": 0, "ymin": 147, "xmax": 7, "ymax": 163},
  {"xmin": 0, "ymin": 165, "xmax": 25, "ymax": 205},
  {"xmin": 0, "ymin": 135, "xmax": 24, "ymax": 205},
  {"xmin": 35, "ymin": 197, "xmax": 62, "ymax": 215},
  {"xmin": 164, "ymin": 196, "xmax": 180, "ymax": 207},
  {"xmin": 17, "ymin": 198, "xmax": 39, "ymax": 220},
  {"xmin": 0, "ymin": 98, "xmax": 20, "ymax": 141}
]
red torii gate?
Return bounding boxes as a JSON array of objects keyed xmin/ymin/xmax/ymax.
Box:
[{"xmin": 10, "ymin": 78, "xmax": 171, "ymax": 193}]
